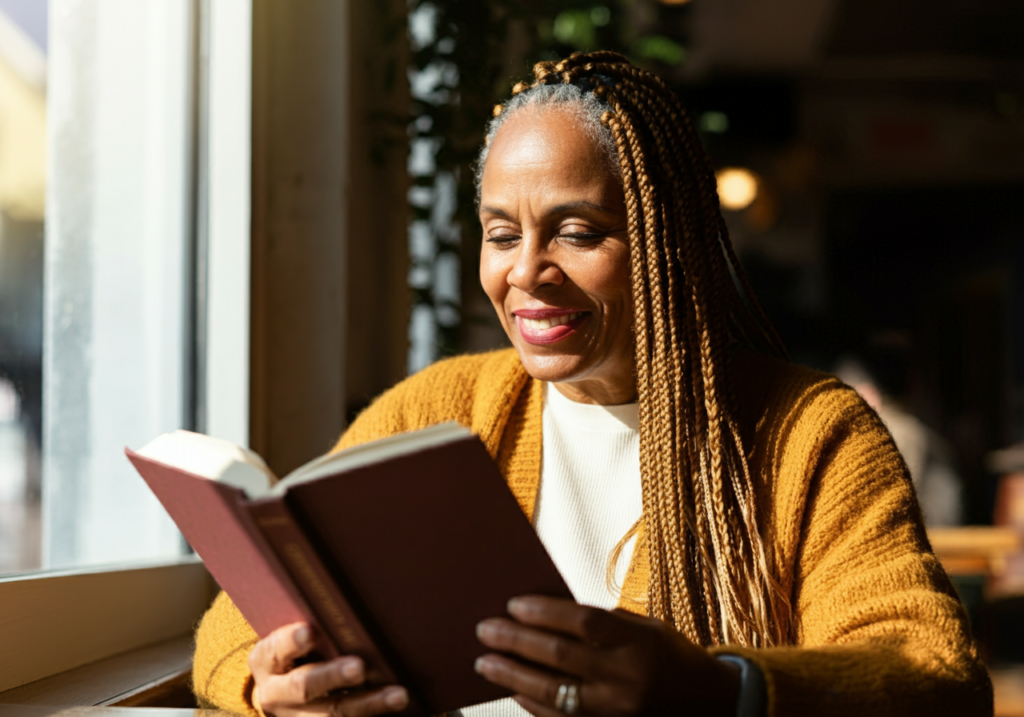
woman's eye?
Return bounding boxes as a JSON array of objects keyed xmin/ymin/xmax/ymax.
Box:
[
  {"xmin": 485, "ymin": 233, "xmax": 520, "ymax": 245},
  {"xmin": 559, "ymin": 231, "xmax": 603, "ymax": 244}
]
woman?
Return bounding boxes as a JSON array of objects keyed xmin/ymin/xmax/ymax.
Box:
[{"xmin": 193, "ymin": 52, "xmax": 991, "ymax": 717}]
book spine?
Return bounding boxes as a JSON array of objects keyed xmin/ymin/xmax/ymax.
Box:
[{"xmin": 248, "ymin": 499, "xmax": 397, "ymax": 685}]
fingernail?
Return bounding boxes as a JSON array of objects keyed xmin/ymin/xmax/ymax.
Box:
[
  {"xmin": 340, "ymin": 657, "xmax": 363, "ymax": 681},
  {"xmin": 476, "ymin": 620, "xmax": 495, "ymax": 641},
  {"xmin": 474, "ymin": 656, "xmax": 487, "ymax": 674},
  {"xmin": 384, "ymin": 686, "xmax": 408, "ymax": 710},
  {"xmin": 507, "ymin": 597, "xmax": 524, "ymax": 615},
  {"xmin": 294, "ymin": 625, "xmax": 312, "ymax": 647}
]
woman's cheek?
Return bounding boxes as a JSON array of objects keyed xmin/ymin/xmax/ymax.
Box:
[
  {"xmin": 479, "ymin": 251, "xmax": 504, "ymax": 301},
  {"xmin": 479, "ymin": 253, "xmax": 514, "ymax": 335}
]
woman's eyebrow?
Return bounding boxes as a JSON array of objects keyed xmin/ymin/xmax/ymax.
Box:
[
  {"xmin": 479, "ymin": 205, "xmax": 513, "ymax": 219},
  {"xmin": 479, "ymin": 201, "xmax": 618, "ymax": 218},
  {"xmin": 546, "ymin": 200, "xmax": 619, "ymax": 216}
]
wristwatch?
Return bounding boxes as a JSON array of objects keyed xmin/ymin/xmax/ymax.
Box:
[{"xmin": 716, "ymin": 654, "xmax": 766, "ymax": 717}]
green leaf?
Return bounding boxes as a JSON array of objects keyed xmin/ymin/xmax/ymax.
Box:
[
  {"xmin": 632, "ymin": 35, "xmax": 686, "ymax": 66},
  {"xmin": 553, "ymin": 10, "xmax": 597, "ymax": 52}
]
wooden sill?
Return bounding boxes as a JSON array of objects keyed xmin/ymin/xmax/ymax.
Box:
[{"xmin": 0, "ymin": 635, "xmax": 195, "ymax": 708}]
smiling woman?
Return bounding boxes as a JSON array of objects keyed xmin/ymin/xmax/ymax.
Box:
[
  {"xmin": 478, "ymin": 103, "xmax": 634, "ymax": 406},
  {"xmin": 191, "ymin": 52, "xmax": 992, "ymax": 717}
]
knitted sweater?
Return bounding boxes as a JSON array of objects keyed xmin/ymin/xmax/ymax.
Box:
[{"xmin": 191, "ymin": 347, "xmax": 992, "ymax": 716}]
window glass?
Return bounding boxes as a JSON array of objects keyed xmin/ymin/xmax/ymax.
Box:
[
  {"xmin": 0, "ymin": 0, "xmax": 47, "ymax": 574},
  {"xmin": 0, "ymin": 0, "xmax": 236, "ymax": 575},
  {"xmin": 41, "ymin": 0, "xmax": 197, "ymax": 570}
]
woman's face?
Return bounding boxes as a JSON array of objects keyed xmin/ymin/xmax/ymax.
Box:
[{"xmin": 478, "ymin": 105, "xmax": 636, "ymax": 405}]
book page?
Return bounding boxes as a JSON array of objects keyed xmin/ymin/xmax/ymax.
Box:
[
  {"xmin": 272, "ymin": 421, "xmax": 472, "ymax": 494},
  {"xmin": 135, "ymin": 430, "xmax": 275, "ymax": 497}
]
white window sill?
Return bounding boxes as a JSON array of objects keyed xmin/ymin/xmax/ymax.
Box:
[
  {"xmin": 0, "ymin": 634, "xmax": 192, "ymax": 707},
  {"xmin": 0, "ymin": 559, "xmax": 215, "ymax": 694}
]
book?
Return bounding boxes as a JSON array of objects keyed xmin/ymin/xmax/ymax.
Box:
[{"xmin": 126, "ymin": 422, "xmax": 573, "ymax": 715}]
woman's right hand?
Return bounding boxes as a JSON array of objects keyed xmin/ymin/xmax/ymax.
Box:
[{"xmin": 249, "ymin": 622, "xmax": 410, "ymax": 717}]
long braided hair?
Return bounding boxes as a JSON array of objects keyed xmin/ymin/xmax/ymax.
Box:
[{"xmin": 477, "ymin": 52, "xmax": 791, "ymax": 648}]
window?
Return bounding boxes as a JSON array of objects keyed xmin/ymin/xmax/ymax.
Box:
[
  {"xmin": 0, "ymin": 0, "xmax": 255, "ymax": 572},
  {"xmin": 1, "ymin": 0, "xmax": 409, "ymax": 693},
  {"xmin": 0, "ymin": 0, "xmax": 252, "ymax": 690}
]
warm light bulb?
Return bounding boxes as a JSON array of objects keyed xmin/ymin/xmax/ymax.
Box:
[{"xmin": 715, "ymin": 168, "xmax": 759, "ymax": 211}]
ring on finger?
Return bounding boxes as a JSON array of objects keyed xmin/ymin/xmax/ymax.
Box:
[{"xmin": 555, "ymin": 683, "xmax": 580, "ymax": 715}]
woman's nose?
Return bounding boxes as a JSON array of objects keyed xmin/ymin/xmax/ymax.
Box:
[{"xmin": 508, "ymin": 239, "xmax": 564, "ymax": 292}]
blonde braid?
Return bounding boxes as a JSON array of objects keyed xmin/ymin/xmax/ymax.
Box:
[
  {"xmin": 604, "ymin": 104, "xmax": 691, "ymax": 635},
  {"xmin": 609, "ymin": 73, "xmax": 745, "ymax": 640},
  {"xmin": 617, "ymin": 90, "xmax": 717, "ymax": 643}
]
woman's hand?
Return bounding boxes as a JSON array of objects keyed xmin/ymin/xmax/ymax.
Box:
[
  {"xmin": 474, "ymin": 596, "xmax": 741, "ymax": 717},
  {"xmin": 249, "ymin": 622, "xmax": 410, "ymax": 717}
]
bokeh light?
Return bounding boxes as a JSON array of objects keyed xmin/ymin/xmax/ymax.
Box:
[{"xmin": 715, "ymin": 167, "xmax": 759, "ymax": 211}]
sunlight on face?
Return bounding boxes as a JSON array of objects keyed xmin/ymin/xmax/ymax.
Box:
[{"xmin": 478, "ymin": 105, "xmax": 635, "ymax": 405}]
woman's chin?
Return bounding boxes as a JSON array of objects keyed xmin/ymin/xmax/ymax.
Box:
[{"xmin": 513, "ymin": 350, "xmax": 588, "ymax": 384}]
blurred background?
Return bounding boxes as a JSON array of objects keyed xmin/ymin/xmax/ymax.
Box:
[
  {"xmin": 0, "ymin": 0, "xmax": 1023, "ymax": 708},
  {"xmin": 406, "ymin": 0, "xmax": 1024, "ymax": 530}
]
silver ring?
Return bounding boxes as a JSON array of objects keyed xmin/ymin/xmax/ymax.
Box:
[{"xmin": 554, "ymin": 683, "xmax": 579, "ymax": 715}]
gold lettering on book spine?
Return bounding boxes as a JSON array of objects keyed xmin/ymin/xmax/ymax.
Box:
[
  {"xmin": 283, "ymin": 542, "xmax": 359, "ymax": 648},
  {"xmin": 258, "ymin": 516, "xmax": 291, "ymax": 528}
]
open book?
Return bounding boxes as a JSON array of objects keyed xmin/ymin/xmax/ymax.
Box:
[{"xmin": 127, "ymin": 423, "xmax": 572, "ymax": 715}]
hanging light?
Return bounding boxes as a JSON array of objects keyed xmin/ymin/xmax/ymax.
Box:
[{"xmin": 715, "ymin": 167, "xmax": 759, "ymax": 211}]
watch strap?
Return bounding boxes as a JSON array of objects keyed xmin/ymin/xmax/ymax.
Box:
[{"xmin": 717, "ymin": 654, "xmax": 766, "ymax": 717}]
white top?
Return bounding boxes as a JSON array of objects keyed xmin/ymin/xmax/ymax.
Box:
[{"xmin": 462, "ymin": 383, "xmax": 643, "ymax": 717}]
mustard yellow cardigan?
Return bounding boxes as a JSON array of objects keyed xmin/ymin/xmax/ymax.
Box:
[{"xmin": 192, "ymin": 348, "xmax": 992, "ymax": 716}]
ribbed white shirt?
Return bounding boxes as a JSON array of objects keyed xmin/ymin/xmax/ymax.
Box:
[{"xmin": 462, "ymin": 383, "xmax": 643, "ymax": 717}]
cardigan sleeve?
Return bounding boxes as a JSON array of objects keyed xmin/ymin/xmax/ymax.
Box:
[
  {"xmin": 715, "ymin": 382, "xmax": 992, "ymax": 716},
  {"xmin": 192, "ymin": 590, "xmax": 260, "ymax": 716}
]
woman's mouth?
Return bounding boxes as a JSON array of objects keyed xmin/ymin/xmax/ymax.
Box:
[{"xmin": 514, "ymin": 311, "xmax": 587, "ymax": 345}]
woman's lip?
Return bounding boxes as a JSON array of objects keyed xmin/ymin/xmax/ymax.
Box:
[
  {"xmin": 513, "ymin": 308, "xmax": 588, "ymax": 319},
  {"xmin": 515, "ymin": 312, "xmax": 588, "ymax": 345}
]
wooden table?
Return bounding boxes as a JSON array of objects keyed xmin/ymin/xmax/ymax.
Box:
[{"xmin": 927, "ymin": 526, "xmax": 1021, "ymax": 578}]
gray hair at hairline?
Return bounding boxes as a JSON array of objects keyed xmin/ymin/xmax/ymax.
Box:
[{"xmin": 474, "ymin": 80, "xmax": 621, "ymax": 203}]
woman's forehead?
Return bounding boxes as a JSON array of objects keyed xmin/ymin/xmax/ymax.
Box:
[{"xmin": 481, "ymin": 106, "xmax": 616, "ymax": 197}]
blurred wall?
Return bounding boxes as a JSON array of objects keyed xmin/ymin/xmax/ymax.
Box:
[{"xmin": 249, "ymin": 0, "xmax": 408, "ymax": 476}]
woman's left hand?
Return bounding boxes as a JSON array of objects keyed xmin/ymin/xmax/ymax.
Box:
[{"xmin": 474, "ymin": 595, "xmax": 741, "ymax": 717}]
